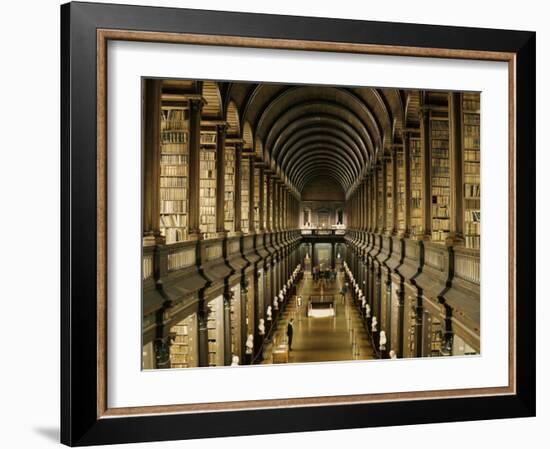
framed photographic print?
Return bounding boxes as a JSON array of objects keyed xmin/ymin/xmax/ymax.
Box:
[{"xmin": 60, "ymin": 1, "xmax": 536, "ymax": 446}]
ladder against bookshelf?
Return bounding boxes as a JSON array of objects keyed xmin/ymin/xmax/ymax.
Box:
[
  {"xmin": 169, "ymin": 313, "xmax": 198, "ymax": 368},
  {"xmin": 160, "ymin": 106, "xmax": 189, "ymax": 244},
  {"xmin": 199, "ymin": 131, "xmax": 217, "ymax": 238},
  {"xmin": 462, "ymin": 92, "xmax": 481, "ymax": 250},
  {"xmin": 224, "ymin": 145, "xmax": 235, "ymax": 233},
  {"xmin": 241, "ymin": 158, "xmax": 250, "ymax": 233},
  {"xmin": 430, "ymin": 116, "xmax": 450, "ymax": 243},
  {"xmin": 410, "ymin": 137, "xmax": 422, "ymax": 236},
  {"xmin": 207, "ymin": 296, "xmax": 225, "ymax": 367},
  {"xmin": 396, "ymin": 148, "xmax": 405, "ymax": 233}
]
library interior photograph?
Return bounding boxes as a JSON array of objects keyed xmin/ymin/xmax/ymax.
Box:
[{"xmin": 142, "ymin": 79, "xmax": 480, "ymax": 370}]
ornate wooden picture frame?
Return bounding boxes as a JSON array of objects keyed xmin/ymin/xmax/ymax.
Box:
[{"xmin": 61, "ymin": 1, "xmax": 535, "ymax": 446}]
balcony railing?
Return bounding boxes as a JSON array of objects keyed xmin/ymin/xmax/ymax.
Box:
[{"xmin": 300, "ymin": 228, "xmax": 346, "ymax": 236}]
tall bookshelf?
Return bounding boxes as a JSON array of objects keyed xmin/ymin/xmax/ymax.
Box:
[
  {"xmin": 230, "ymin": 286, "xmax": 241, "ymax": 359},
  {"xmin": 224, "ymin": 145, "xmax": 235, "ymax": 233},
  {"xmin": 253, "ymin": 167, "xmax": 260, "ymax": 232},
  {"xmin": 430, "ymin": 117, "xmax": 451, "ymax": 242},
  {"xmin": 199, "ymin": 130, "xmax": 217, "ymax": 238},
  {"xmin": 241, "ymin": 158, "xmax": 250, "ymax": 233},
  {"xmin": 169, "ymin": 313, "xmax": 198, "ymax": 368},
  {"xmin": 410, "ymin": 138, "xmax": 422, "ymax": 236},
  {"xmin": 386, "ymin": 157, "xmax": 393, "ymax": 230},
  {"xmin": 263, "ymin": 176, "xmax": 268, "ymax": 230},
  {"xmin": 159, "ymin": 106, "xmax": 189, "ymax": 244},
  {"xmin": 377, "ymin": 164, "xmax": 384, "ymax": 230},
  {"xmin": 207, "ymin": 296, "xmax": 224, "ymax": 367},
  {"xmin": 268, "ymin": 180, "xmax": 273, "ymax": 230},
  {"xmin": 463, "ymin": 93, "xmax": 481, "ymax": 249},
  {"xmin": 396, "ymin": 148, "xmax": 406, "ymax": 233}
]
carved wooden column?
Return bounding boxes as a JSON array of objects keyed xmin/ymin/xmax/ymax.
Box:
[
  {"xmin": 420, "ymin": 106, "xmax": 432, "ymax": 240},
  {"xmin": 215, "ymin": 123, "xmax": 228, "ymax": 235},
  {"xmin": 188, "ymin": 96, "xmax": 204, "ymax": 239},
  {"xmin": 448, "ymin": 92, "xmax": 464, "ymax": 245},
  {"xmin": 403, "ymin": 132, "xmax": 411, "ymax": 237},
  {"xmin": 234, "ymin": 142, "xmax": 242, "ymax": 233},
  {"xmin": 143, "ymin": 79, "xmax": 162, "ymax": 244}
]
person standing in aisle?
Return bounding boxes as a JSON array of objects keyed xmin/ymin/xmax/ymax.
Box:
[{"xmin": 287, "ymin": 318, "xmax": 294, "ymax": 351}]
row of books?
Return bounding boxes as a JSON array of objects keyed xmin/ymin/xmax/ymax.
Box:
[
  {"xmin": 161, "ymin": 200, "xmax": 187, "ymax": 213},
  {"xmin": 431, "ymin": 138, "xmax": 449, "ymax": 149},
  {"xmin": 161, "ymin": 165, "xmax": 188, "ymax": 177},
  {"xmin": 431, "ymin": 229, "xmax": 450, "ymax": 241},
  {"xmin": 161, "ymin": 109, "xmax": 188, "ymax": 130},
  {"xmin": 160, "ymin": 188, "xmax": 187, "ymax": 200},
  {"xmin": 464, "ymin": 113, "xmax": 480, "ymax": 125},
  {"xmin": 464, "ymin": 174, "xmax": 480, "ymax": 184},
  {"xmin": 200, "ymin": 208, "xmax": 216, "ymax": 220},
  {"xmin": 199, "ymin": 188, "xmax": 216, "ymax": 200},
  {"xmin": 432, "ymin": 187, "xmax": 450, "ymax": 197},
  {"xmin": 464, "ymin": 162, "xmax": 480, "ymax": 174},
  {"xmin": 161, "ymin": 143, "xmax": 187, "ymax": 154},
  {"xmin": 464, "ymin": 137, "xmax": 480, "ymax": 149},
  {"xmin": 464, "ymin": 183, "xmax": 480, "ymax": 198},
  {"xmin": 432, "ymin": 205, "xmax": 450, "ymax": 218},
  {"xmin": 432, "ymin": 167, "xmax": 450, "ymax": 178},
  {"xmin": 432, "ymin": 148, "xmax": 450, "ymax": 159},
  {"xmin": 161, "ymin": 154, "xmax": 188, "ymax": 165},
  {"xmin": 462, "ymin": 100, "xmax": 480, "ymax": 112},
  {"xmin": 465, "ymin": 210, "xmax": 481, "ymax": 223},
  {"xmin": 160, "ymin": 214, "xmax": 187, "ymax": 228},
  {"xmin": 465, "ymin": 198, "xmax": 481, "ymax": 210},
  {"xmin": 160, "ymin": 177, "xmax": 186, "ymax": 188},
  {"xmin": 464, "ymin": 124, "xmax": 480, "ymax": 136},
  {"xmin": 161, "ymin": 130, "xmax": 188, "ymax": 144},
  {"xmin": 200, "ymin": 132, "xmax": 217, "ymax": 145},
  {"xmin": 464, "ymin": 150, "xmax": 480, "ymax": 162},
  {"xmin": 163, "ymin": 228, "xmax": 187, "ymax": 243},
  {"xmin": 465, "ymin": 235, "xmax": 480, "ymax": 249}
]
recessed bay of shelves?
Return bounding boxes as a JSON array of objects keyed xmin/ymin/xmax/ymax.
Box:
[
  {"xmin": 463, "ymin": 93, "xmax": 481, "ymax": 249},
  {"xmin": 160, "ymin": 106, "xmax": 189, "ymax": 244},
  {"xmin": 377, "ymin": 164, "xmax": 384, "ymax": 229},
  {"xmin": 430, "ymin": 116, "xmax": 450, "ymax": 242},
  {"xmin": 386, "ymin": 157, "xmax": 393, "ymax": 230},
  {"xmin": 224, "ymin": 145, "xmax": 235, "ymax": 233},
  {"xmin": 241, "ymin": 158, "xmax": 250, "ymax": 233},
  {"xmin": 396, "ymin": 148, "xmax": 405, "ymax": 233},
  {"xmin": 199, "ymin": 146, "xmax": 216, "ymax": 238},
  {"xmin": 409, "ymin": 138, "xmax": 422, "ymax": 236},
  {"xmin": 207, "ymin": 296, "xmax": 224, "ymax": 367},
  {"xmin": 253, "ymin": 168, "xmax": 260, "ymax": 231},
  {"xmin": 169, "ymin": 313, "xmax": 198, "ymax": 368}
]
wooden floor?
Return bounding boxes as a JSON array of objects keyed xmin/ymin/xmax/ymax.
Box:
[{"xmin": 261, "ymin": 272, "xmax": 373, "ymax": 364}]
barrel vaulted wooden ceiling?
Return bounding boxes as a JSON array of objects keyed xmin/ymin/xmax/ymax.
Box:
[{"xmin": 182, "ymin": 80, "xmax": 417, "ymax": 199}]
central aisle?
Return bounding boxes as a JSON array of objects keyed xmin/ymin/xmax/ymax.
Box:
[{"xmin": 262, "ymin": 271, "xmax": 374, "ymax": 364}]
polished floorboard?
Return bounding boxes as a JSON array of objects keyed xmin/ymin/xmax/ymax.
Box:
[{"xmin": 261, "ymin": 272, "xmax": 373, "ymax": 364}]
